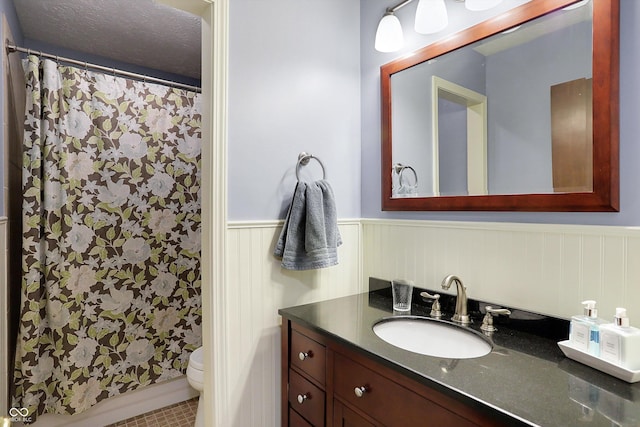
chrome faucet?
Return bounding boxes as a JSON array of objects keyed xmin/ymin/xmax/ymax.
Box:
[{"xmin": 441, "ymin": 275, "xmax": 470, "ymax": 325}]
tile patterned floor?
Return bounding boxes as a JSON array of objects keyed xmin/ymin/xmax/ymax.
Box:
[{"xmin": 106, "ymin": 397, "xmax": 198, "ymax": 427}]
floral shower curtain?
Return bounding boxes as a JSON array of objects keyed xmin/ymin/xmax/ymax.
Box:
[{"xmin": 12, "ymin": 56, "xmax": 202, "ymax": 417}]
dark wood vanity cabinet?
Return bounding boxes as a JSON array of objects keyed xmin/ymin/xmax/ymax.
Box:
[
  {"xmin": 284, "ymin": 324, "xmax": 328, "ymax": 427},
  {"xmin": 281, "ymin": 319, "xmax": 506, "ymax": 427}
]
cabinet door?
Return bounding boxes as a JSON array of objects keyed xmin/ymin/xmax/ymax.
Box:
[
  {"xmin": 290, "ymin": 408, "xmax": 313, "ymax": 427},
  {"xmin": 333, "ymin": 400, "xmax": 377, "ymax": 427}
]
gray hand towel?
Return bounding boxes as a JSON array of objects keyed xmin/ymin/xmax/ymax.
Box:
[{"xmin": 274, "ymin": 180, "xmax": 342, "ymax": 270}]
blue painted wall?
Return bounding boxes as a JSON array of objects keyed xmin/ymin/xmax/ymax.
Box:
[{"xmin": 228, "ymin": 0, "xmax": 362, "ymax": 221}]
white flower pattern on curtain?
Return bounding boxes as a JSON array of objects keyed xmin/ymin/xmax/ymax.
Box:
[{"xmin": 13, "ymin": 56, "xmax": 202, "ymax": 417}]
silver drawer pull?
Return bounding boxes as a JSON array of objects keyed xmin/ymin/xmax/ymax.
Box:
[
  {"xmin": 298, "ymin": 351, "xmax": 312, "ymax": 361},
  {"xmin": 354, "ymin": 386, "xmax": 367, "ymax": 398},
  {"xmin": 297, "ymin": 393, "xmax": 309, "ymax": 404}
]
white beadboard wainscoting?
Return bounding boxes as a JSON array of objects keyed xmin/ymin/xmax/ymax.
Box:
[
  {"xmin": 362, "ymin": 219, "xmax": 640, "ymax": 322},
  {"xmin": 225, "ymin": 220, "xmax": 363, "ymax": 427},
  {"xmin": 223, "ymin": 218, "xmax": 640, "ymax": 426}
]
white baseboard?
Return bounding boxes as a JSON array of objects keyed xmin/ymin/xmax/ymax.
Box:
[{"xmin": 27, "ymin": 376, "xmax": 197, "ymax": 427}]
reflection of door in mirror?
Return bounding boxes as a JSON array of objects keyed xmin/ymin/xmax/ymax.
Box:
[
  {"xmin": 551, "ymin": 78, "xmax": 593, "ymax": 193},
  {"xmin": 432, "ymin": 76, "xmax": 487, "ymax": 197}
]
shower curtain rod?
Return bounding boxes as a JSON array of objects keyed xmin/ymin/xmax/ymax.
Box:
[{"xmin": 6, "ymin": 44, "xmax": 201, "ymax": 93}]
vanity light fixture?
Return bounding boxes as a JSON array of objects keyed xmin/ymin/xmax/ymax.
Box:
[
  {"xmin": 375, "ymin": 0, "xmax": 412, "ymax": 52},
  {"xmin": 375, "ymin": 10, "xmax": 405, "ymax": 52},
  {"xmin": 375, "ymin": 0, "xmax": 449, "ymax": 52},
  {"xmin": 415, "ymin": 0, "xmax": 449, "ymax": 34},
  {"xmin": 375, "ymin": 0, "xmax": 504, "ymax": 53}
]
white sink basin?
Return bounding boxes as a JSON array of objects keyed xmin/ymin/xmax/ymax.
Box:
[{"xmin": 373, "ymin": 317, "xmax": 492, "ymax": 359}]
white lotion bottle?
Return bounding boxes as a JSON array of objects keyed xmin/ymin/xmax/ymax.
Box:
[
  {"xmin": 570, "ymin": 300, "xmax": 605, "ymax": 356},
  {"xmin": 599, "ymin": 308, "xmax": 640, "ymax": 370}
]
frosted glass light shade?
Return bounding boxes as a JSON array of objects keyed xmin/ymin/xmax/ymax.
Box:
[
  {"xmin": 375, "ymin": 13, "xmax": 404, "ymax": 53},
  {"xmin": 465, "ymin": 0, "xmax": 504, "ymax": 11},
  {"xmin": 415, "ymin": 0, "xmax": 448, "ymax": 35}
]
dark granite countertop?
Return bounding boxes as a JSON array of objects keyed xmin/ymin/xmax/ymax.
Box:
[{"xmin": 278, "ymin": 283, "xmax": 640, "ymax": 427}]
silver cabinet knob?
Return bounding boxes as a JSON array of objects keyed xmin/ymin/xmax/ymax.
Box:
[
  {"xmin": 297, "ymin": 393, "xmax": 309, "ymax": 404},
  {"xmin": 354, "ymin": 386, "xmax": 367, "ymax": 398},
  {"xmin": 298, "ymin": 351, "xmax": 311, "ymax": 361}
]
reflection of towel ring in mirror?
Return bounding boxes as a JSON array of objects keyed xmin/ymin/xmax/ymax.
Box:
[
  {"xmin": 296, "ymin": 152, "xmax": 327, "ymax": 181},
  {"xmin": 393, "ymin": 163, "xmax": 418, "ymax": 191}
]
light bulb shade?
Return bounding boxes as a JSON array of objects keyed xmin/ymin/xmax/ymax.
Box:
[
  {"xmin": 465, "ymin": 0, "xmax": 504, "ymax": 11},
  {"xmin": 375, "ymin": 13, "xmax": 404, "ymax": 53},
  {"xmin": 415, "ymin": 0, "xmax": 448, "ymax": 35}
]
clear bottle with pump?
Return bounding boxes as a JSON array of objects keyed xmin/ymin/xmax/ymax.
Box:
[
  {"xmin": 599, "ymin": 308, "xmax": 640, "ymax": 370},
  {"xmin": 570, "ymin": 300, "xmax": 606, "ymax": 356}
]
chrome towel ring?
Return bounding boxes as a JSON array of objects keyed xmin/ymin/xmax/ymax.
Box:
[{"xmin": 296, "ymin": 152, "xmax": 326, "ymax": 181}]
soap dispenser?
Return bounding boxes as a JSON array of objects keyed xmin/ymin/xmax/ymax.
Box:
[
  {"xmin": 599, "ymin": 308, "xmax": 640, "ymax": 370},
  {"xmin": 570, "ymin": 300, "xmax": 605, "ymax": 356}
]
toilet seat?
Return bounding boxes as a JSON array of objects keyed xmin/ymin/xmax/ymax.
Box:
[
  {"xmin": 189, "ymin": 347, "xmax": 204, "ymax": 371},
  {"xmin": 186, "ymin": 346, "xmax": 205, "ymax": 427}
]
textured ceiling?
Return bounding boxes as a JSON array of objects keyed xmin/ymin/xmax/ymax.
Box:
[{"xmin": 13, "ymin": 0, "xmax": 201, "ymax": 79}]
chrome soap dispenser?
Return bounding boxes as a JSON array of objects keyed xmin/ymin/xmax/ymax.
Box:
[{"xmin": 570, "ymin": 300, "xmax": 606, "ymax": 356}]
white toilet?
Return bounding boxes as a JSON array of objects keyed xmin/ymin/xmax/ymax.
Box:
[{"xmin": 187, "ymin": 346, "xmax": 204, "ymax": 427}]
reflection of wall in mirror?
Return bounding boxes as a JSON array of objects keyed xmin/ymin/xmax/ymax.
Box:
[
  {"xmin": 391, "ymin": 48, "xmax": 485, "ymax": 197},
  {"xmin": 438, "ymin": 97, "xmax": 468, "ymax": 196},
  {"xmin": 486, "ymin": 21, "xmax": 592, "ymax": 195}
]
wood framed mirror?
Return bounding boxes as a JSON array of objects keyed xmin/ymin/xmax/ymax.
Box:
[{"xmin": 381, "ymin": 0, "xmax": 618, "ymax": 211}]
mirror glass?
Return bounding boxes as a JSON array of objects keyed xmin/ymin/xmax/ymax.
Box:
[{"xmin": 382, "ymin": 0, "xmax": 618, "ymax": 211}]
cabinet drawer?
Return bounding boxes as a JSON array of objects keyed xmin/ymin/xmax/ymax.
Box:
[
  {"xmin": 289, "ymin": 369, "xmax": 325, "ymax": 426},
  {"xmin": 333, "ymin": 352, "xmax": 478, "ymax": 427},
  {"xmin": 290, "ymin": 408, "xmax": 313, "ymax": 427},
  {"xmin": 291, "ymin": 329, "xmax": 326, "ymax": 385}
]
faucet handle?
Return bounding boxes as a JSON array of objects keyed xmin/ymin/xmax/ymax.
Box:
[
  {"xmin": 419, "ymin": 292, "xmax": 442, "ymax": 318},
  {"xmin": 481, "ymin": 306, "xmax": 512, "ymax": 332},
  {"xmin": 420, "ymin": 291, "xmax": 439, "ymax": 300},
  {"xmin": 486, "ymin": 306, "xmax": 511, "ymax": 315}
]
